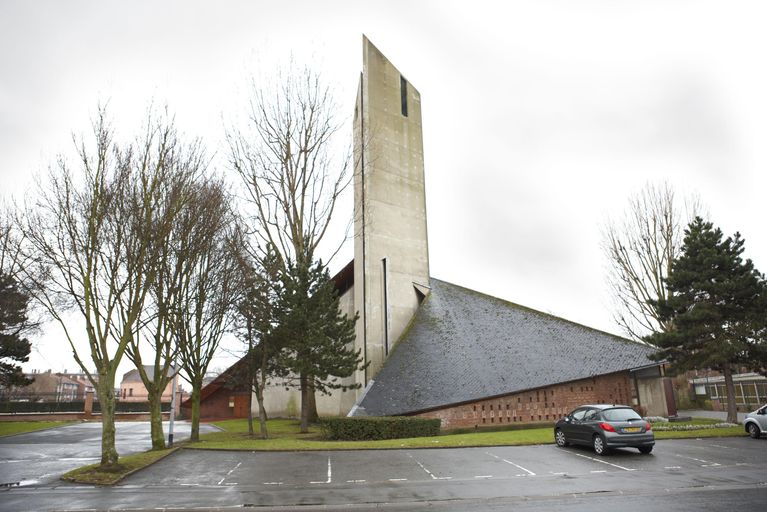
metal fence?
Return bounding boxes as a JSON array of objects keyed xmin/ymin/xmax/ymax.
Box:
[{"xmin": 0, "ymin": 391, "xmax": 171, "ymax": 414}]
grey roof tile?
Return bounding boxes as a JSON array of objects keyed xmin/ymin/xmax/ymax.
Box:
[{"xmin": 356, "ymin": 278, "xmax": 658, "ymax": 416}]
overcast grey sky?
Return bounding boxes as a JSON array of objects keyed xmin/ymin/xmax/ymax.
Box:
[{"xmin": 2, "ymin": 1, "xmax": 766, "ymax": 377}]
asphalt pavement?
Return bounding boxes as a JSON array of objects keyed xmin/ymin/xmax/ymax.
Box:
[
  {"xmin": 0, "ymin": 420, "xmax": 218, "ymax": 487},
  {"xmin": 0, "ymin": 435, "xmax": 764, "ymax": 511}
]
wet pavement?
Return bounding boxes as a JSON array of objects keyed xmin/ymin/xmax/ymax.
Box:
[
  {"xmin": 0, "ymin": 435, "xmax": 764, "ymax": 511},
  {"xmin": 0, "ymin": 420, "xmax": 218, "ymax": 487}
]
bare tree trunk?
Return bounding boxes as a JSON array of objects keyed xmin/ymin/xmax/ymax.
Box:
[
  {"xmin": 722, "ymin": 365, "xmax": 739, "ymax": 424},
  {"xmin": 96, "ymin": 377, "xmax": 118, "ymax": 467},
  {"xmin": 306, "ymin": 380, "xmax": 318, "ymax": 423},
  {"xmin": 190, "ymin": 384, "xmax": 201, "ymax": 442},
  {"xmin": 253, "ymin": 370, "xmax": 269, "ymax": 439},
  {"xmin": 299, "ymin": 372, "xmax": 310, "ymax": 433},
  {"xmin": 147, "ymin": 392, "xmax": 165, "ymax": 450}
]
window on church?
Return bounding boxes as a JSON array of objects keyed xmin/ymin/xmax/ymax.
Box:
[
  {"xmin": 400, "ymin": 75, "xmax": 408, "ymax": 117},
  {"xmin": 381, "ymin": 258, "xmax": 389, "ymax": 355}
]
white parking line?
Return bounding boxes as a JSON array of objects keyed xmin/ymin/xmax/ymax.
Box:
[
  {"xmin": 568, "ymin": 452, "xmax": 635, "ymax": 471},
  {"xmin": 310, "ymin": 457, "xmax": 333, "ymax": 484},
  {"xmin": 486, "ymin": 452, "xmax": 536, "ymax": 476},
  {"xmin": 408, "ymin": 453, "xmax": 451, "ymax": 480},
  {"xmin": 388, "ymin": 478, "xmax": 407, "ymax": 482},
  {"xmin": 263, "ymin": 482, "xmax": 283, "ymax": 485},
  {"xmin": 474, "ymin": 475, "xmax": 493, "ymax": 479},
  {"xmin": 217, "ymin": 461, "xmax": 242, "ymax": 485},
  {"xmin": 346, "ymin": 479, "xmax": 366, "ymax": 483},
  {"xmin": 664, "ymin": 466, "xmax": 681, "ymax": 470},
  {"xmin": 590, "ymin": 470, "xmax": 607, "ymax": 473},
  {"xmin": 675, "ymin": 454, "xmax": 720, "ymax": 467}
]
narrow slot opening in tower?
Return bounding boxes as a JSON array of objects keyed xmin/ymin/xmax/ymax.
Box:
[{"xmin": 400, "ymin": 75, "xmax": 408, "ymax": 117}]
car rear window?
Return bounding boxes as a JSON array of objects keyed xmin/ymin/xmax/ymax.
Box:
[{"xmin": 602, "ymin": 408, "xmax": 642, "ymax": 421}]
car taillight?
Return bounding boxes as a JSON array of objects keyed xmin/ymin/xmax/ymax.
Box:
[
  {"xmin": 645, "ymin": 422, "xmax": 652, "ymax": 431},
  {"xmin": 599, "ymin": 422, "xmax": 616, "ymax": 432}
]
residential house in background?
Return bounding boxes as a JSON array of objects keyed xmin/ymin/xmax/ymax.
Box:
[{"xmin": 119, "ymin": 366, "xmax": 183, "ymax": 403}]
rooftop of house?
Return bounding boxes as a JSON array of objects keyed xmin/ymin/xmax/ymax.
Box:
[
  {"xmin": 354, "ymin": 278, "xmax": 659, "ymax": 416},
  {"xmin": 121, "ymin": 365, "xmax": 178, "ymax": 384}
]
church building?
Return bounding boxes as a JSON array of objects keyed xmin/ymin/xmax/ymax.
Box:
[{"xmin": 195, "ymin": 36, "xmax": 672, "ymax": 426}]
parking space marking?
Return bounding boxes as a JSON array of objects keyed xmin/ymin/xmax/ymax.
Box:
[
  {"xmin": 310, "ymin": 458, "xmax": 332, "ymax": 484},
  {"xmin": 217, "ymin": 461, "xmax": 241, "ymax": 486},
  {"xmin": 407, "ymin": 453, "xmax": 451, "ymax": 480},
  {"xmin": 486, "ymin": 451, "xmax": 536, "ymax": 476},
  {"xmin": 568, "ymin": 452, "xmax": 636, "ymax": 471},
  {"xmin": 388, "ymin": 478, "xmax": 407, "ymax": 482},
  {"xmin": 263, "ymin": 482, "xmax": 283, "ymax": 485},
  {"xmin": 474, "ymin": 475, "xmax": 493, "ymax": 479},
  {"xmin": 346, "ymin": 479, "xmax": 366, "ymax": 483},
  {"xmin": 664, "ymin": 466, "xmax": 682, "ymax": 470},
  {"xmin": 590, "ymin": 470, "xmax": 607, "ymax": 473},
  {"xmin": 674, "ymin": 454, "xmax": 720, "ymax": 467}
]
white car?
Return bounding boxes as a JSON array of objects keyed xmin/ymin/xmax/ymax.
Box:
[{"xmin": 744, "ymin": 404, "xmax": 767, "ymax": 439}]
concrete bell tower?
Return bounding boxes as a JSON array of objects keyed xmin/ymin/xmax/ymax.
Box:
[{"xmin": 353, "ymin": 36, "xmax": 430, "ymax": 391}]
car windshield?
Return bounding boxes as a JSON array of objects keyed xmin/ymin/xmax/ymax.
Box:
[{"xmin": 602, "ymin": 408, "xmax": 642, "ymax": 422}]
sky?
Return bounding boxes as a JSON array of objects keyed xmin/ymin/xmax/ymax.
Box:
[{"xmin": 2, "ymin": 1, "xmax": 766, "ymax": 380}]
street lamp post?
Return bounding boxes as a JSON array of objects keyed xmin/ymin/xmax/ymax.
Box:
[{"xmin": 168, "ymin": 366, "xmax": 179, "ymax": 447}]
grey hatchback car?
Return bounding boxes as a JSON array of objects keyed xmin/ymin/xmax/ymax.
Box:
[
  {"xmin": 554, "ymin": 404, "xmax": 655, "ymax": 455},
  {"xmin": 744, "ymin": 403, "xmax": 767, "ymax": 439}
]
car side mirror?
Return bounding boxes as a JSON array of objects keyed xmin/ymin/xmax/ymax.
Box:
[{"xmin": 565, "ymin": 416, "xmax": 571, "ymax": 422}]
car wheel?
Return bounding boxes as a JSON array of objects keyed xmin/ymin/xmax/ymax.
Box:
[
  {"xmin": 747, "ymin": 422, "xmax": 761, "ymax": 439},
  {"xmin": 593, "ymin": 434, "xmax": 609, "ymax": 455},
  {"xmin": 555, "ymin": 428, "xmax": 569, "ymax": 447},
  {"xmin": 638, "ymin": 446, "xmax": 653, "ymax": 454}
]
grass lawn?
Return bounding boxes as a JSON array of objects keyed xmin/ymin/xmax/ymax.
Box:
[
  {"xmin": 0, "ymin": 421, "xmax": 75, "ymax": 437},
  {"xmin": 61, "ymin": 448, "xmax": 177, "ymax": 485},
  {"xmin": 187, "ymin": 417, "xmax": 746, "ymax": 451}
]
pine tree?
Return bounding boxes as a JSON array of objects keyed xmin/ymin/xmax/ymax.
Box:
[
  {"xmin": 646, "ymin": 217, "xmax": 767, "ymax": 423},
  {"xmin": 274, "ymin": 258, "xmax": 364, "ymax": 433},
  {"xmin": 0, "ymin": 273, "xmax": 33, "ymax": 388}
]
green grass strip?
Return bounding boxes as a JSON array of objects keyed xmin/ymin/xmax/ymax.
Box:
[
  {"xmin": 0, "ymin": 421, "xmax": 75, "ymax": 437},
  {"xmin": 186, "ymin": 418, "xmax": 745, "ymax": 451},
  {"xmin": 61, "ymin": 448, "xmax": 176, "ymax": 485}
]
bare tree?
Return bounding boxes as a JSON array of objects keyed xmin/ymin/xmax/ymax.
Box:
[
  {"xmin": 227, "ymin": 65, "xmax": 354, "ymax": 423},
  {"xmin": 174, "ymin": 178, "xmax": 238, "ymax": 442},
  {"xmin": 123, "ymin": 140, "xmax": 206, "ymax": 450},
  {"xmin": 15, "ymin": 108, "xmax": 189, "ymax": 467},
  {"xmin": 603, "ymin": 182, "xmax": 703, "ymax": 340},
  {"xmin": 0, "ymin": 207, "xmax": 26, "ymax": 279}
]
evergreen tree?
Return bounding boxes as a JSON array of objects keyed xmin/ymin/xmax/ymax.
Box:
[
  {"xmin": 275, "ymin": 258, "xmax": 364, "ymax": 433},
  {"xmin": 646, "ymin": 217, "xmax": 767, "ymax": 423},
  {"xmin": 230, "ymin": 245, "xmax": 284, "ymax": 439},
  {"xmin": 0, "ymin": 273, "xmax": 33, "ymax": 388}
]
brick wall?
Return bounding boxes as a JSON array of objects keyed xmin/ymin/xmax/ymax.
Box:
[
  {"xmin": 415, "ymin": 372, "xmax": 635, "ymax": 429},
  {"xmin": 183, "ymin": 387, "xmax": 249, "ymax": 420}
]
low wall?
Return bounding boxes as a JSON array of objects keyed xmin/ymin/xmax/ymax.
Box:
[{"xmin": 0, "ymin": 412, "xmax": 171, "ymax": 422}]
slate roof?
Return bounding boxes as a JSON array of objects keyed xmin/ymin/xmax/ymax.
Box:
[
  {"xmin": 121, "ymin": 365, "xmax": 178, "ymax": 383},
  {"xmin": 355, "ymin": 278, "xmax": 659, "ymax": 416}
]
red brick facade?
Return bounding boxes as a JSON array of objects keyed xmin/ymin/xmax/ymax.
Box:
[
  {"xmin": 415, "ymin": 371, "xmax": 635, "ymax": 429},
  {"xmin": 181, "ymin": 386, "xmax": 250, "ymax": 420}
]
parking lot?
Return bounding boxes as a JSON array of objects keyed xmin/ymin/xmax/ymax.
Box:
[
  {"xmin": 0, "ymin": 421, "xmax": 218, "ymax": 487},
  {"xmin": 1, "ymin": 434, "xmax": 764, "ymax": 511},
  {"xmin": 125, "ymin": 437, "xmax": 765, "ymax": 489}
]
